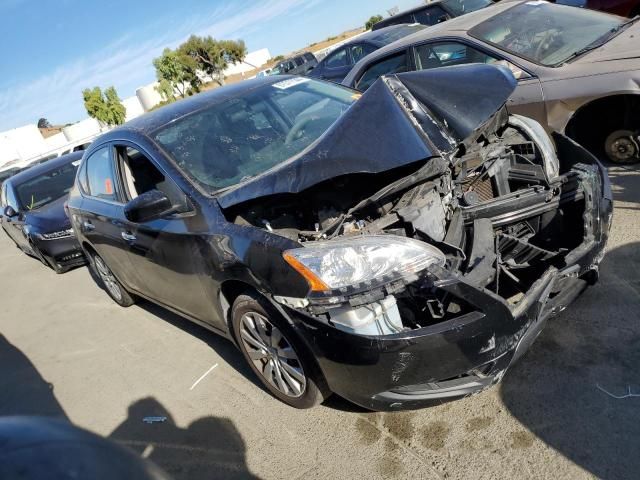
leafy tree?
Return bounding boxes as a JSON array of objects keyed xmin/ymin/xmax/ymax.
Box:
[
  {"xmin": 365, "ymin": 14, "xmax": 384, "ymax": 30},
  {"xmin": 155, "ymin": 79, "xmax": 176, "ymax": 103},
  {"xmin": 37, "ymin": 118, "xmax": 51, "ymax": 128},
  {"xmin": 82, "ymin": 86, "xmax": 126, "ymax": 127},
  {"xmin": 153, "ymin": 48, "xmax": 200, "ymax": 97},
  {"xmin": 177, "ymin": 36, "xmax": 247, "ymax": 86}
]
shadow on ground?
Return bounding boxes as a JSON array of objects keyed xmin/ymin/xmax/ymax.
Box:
[
  {"xmin": 501, "ymin": 241, "xmax": 640, "ymax": 480},
  {"xmin": 0, "ymin": 335, "xmax": 258, "ymax": 479}
]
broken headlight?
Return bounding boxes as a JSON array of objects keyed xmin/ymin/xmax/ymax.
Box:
[
  {"xmin": 283, "ymin": 235, "xmax": 446, "ymax": 292},
  {"xmin": 509, "ymin": 115, "xmax": 559, "ymax": 180}
]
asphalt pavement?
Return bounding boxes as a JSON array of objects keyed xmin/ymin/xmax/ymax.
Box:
[{"xmin": 1, "ymin": 163, "xmax": 639, "ymax": 480}]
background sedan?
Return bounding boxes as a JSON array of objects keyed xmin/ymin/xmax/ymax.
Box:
[
  {"xmin": 1, "ymin": 151, "xmax": 86, "ymax": 273},
  {"xmin": 344, "ymin": 0, "xmax": 640, "ymax": 164}
]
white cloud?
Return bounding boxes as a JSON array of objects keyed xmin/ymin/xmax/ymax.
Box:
[{"xmin": 0, "ymin": 0, "xmax": 316, "ymax": 131}]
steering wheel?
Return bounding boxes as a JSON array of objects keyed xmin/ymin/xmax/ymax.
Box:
[
  {"xmin": 535, "ymin": 30, "xmax": 558, "ymax": 60},
  {"xmin": 285, "ymin": 116, "xmax": 314, "ymax": 145}
]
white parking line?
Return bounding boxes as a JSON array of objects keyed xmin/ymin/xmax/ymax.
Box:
[{"xmin": 189, "ymin": 363, "xmax": 218, "ymax": 391}]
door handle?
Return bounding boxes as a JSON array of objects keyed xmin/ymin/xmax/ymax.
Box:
[
  {"xmin": 121, "ymin": 231, "xmax": 137, "ymax": 242},
  {"xmin": 83, "ymin": 221, "xmax": 95, "ymax": 231}
]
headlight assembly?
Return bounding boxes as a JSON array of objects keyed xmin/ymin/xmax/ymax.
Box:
[
  {"xmin": 509, "ymin": 115, "xmax": 559, "ymax": 181},
  {"xmin": 283, "ymin": 235, "xmax": 446, "ymax": 292}
]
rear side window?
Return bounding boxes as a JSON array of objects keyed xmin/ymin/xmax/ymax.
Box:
[
  {"xmin": 413, "ymin": 6, "xmax": 448, "ymax": 25},
  {"xmin": 304, "ymin": 52, "xmax": 315, "ymax": 62},
  {"xmin": 356, "ymin": 52, "xmax": 409, "ymax": 91},
  {"xmin": 325, "ymin": 48, "xmax": 348, "ymax": 68},
  {"xmin": 85, "ymin": 146, "xmax": 119, "ymax": 201}
]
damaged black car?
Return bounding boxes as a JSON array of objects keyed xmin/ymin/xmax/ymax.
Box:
[{"xmin": 66, "ymin": 66, "xmax": 612, "ymax": 410}]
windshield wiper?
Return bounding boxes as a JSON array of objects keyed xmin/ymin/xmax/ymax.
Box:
[{"xmin": 562, "ymin": 17, "xmax": 639, "ymax": 65}]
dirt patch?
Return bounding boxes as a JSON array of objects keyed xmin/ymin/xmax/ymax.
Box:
[
  {"xmin": 378, "ymin": 437, "xmax": 403, "ymax": 477},
  {"xmin": 382, "ymin": 412, "xmax": 414, "ymax": 441},
  {"xmin": 356, "ymin": 416, "xmax": 382, "ymax": 446},
  {"xmin": 510, "ymin": 431, "xmax": 535, "ymax": 449},
  {"xmin": 466, "ymin": 416, "xmax": 494, "ymax": 432},
  {"xmin": 420, "ymin": 421, "xmax": 451, "ymax": 451}
]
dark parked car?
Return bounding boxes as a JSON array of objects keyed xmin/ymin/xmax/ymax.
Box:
[
  {"xmin": 1, "ymin": 152, "xmax": 86, "ymax": 273},
  {"xmin": 344, "ymin": 0, "xmax": 640, "ymax": 164},
  {"xmin": 307, "ymin": 24, "xmax": 426, "ymax": 83},
  {"xmin": 66, "ymin": 70, "xmax": 610, "ymax": 410},
  {"xmin": 552, "ymin": 0, "xmax": 640, "ymax": 17},
  {"xmin": 0, "ymin": 167, "xmax": 23, "ymax": 186},
  {"xmin": 270, "ymin": 52, "xmax": 318, "ymax": 76},
  {"xmin": 372, "ymin": 0, "xmax": 493, "ymax": 30}
]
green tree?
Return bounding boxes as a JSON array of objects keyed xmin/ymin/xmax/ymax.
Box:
[
  {"xmin": 177, "ymin": 35, "xmax": 247, "ymax": 86},
  {"xmin": 153, "ymin": 48, "xmax": 200, "ymax": 97},
  {"xmin": 37, "ymin": 118, "xmax": 51, "ymax": 128},
  {"xmin": 365, "ymin": 14, "xmax": 384, "ymax": 30},
  {"xmin": 82, "ymin": 86, "xmax": 126, "ymax": 127},
  {"xmin": 155, "ymin": 79, "xmax": 176, "ymax": 103}
]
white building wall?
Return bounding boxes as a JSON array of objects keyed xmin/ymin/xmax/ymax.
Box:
[
  {"xmin": 122, "ymin": 95, "xmax": 145, "ymax": 121},
  {"xmin": 44, "ymin": 132, "xmax": 68, "ymax": 150},
  {"xmin": 63, "ymin": 118, "xmax": 102, "ymax": 143},
  {"xmin": 224, "ymin": 48, "xmax": 271, "ymax": 76},
  {"xmin": 136, "ymin": 83, "xmax": 163, "ymax": 111}
]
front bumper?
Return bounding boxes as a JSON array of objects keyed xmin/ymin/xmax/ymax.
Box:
[
  {"xmin": 283, "ymin": 150, "xmax": 612, "ymax": 411},
  {"xmin": 34, "ymin": 235, "xmax": 87, "ymax": 273}
]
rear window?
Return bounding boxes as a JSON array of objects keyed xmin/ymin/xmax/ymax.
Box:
[
  {"xmin": 152, "ymin": 79, "xmax": 357, "ymax": 192},
  {"xmin": 442, "ymin": 0, "xmax": 492, "ymax": 16},
  {"xmin": 370, "ymin": 24, "xmax": 426, "ymax": 45}
]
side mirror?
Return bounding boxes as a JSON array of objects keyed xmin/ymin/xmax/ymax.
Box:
[
  {"xmin": 124, "ymin": 190, "xmax": 174, "ymax": 223},
  {"xmin": 3, "ymin": 206, "xmax": 17, "ymax": 218}
]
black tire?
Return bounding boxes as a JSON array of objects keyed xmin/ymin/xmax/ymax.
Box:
[
  {"xmin": 89, "ymin": 252, "xmax": 136, "ymax": 307},
  {"xmin": 231, "ymin": 292, "xmax": 330, "ymax": 409}
]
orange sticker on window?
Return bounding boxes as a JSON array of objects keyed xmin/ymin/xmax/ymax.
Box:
[{"xmin": 105, "ymin": 178, "xmax": 113, "ymax": 194}]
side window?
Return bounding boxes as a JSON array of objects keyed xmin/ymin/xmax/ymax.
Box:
[
  {"xmin": 356, "ymin": 51, "xmax": 409, "ymax": 91},
  {"xmin": 415, "ymin": 42, "xmax": 528, "ymax": 79},
  {"xmin": 413, "ymin": 6, "xmax": 448, "ymax": 26},
  {"xmin": 77, "ymin": 158, "xmax": 89, "ymax": 194},
  {"xmin": 304, "ymin": 52, "xmax": 315, "ymax": 62},
  {"xmin": 294, "ymin": 56, "xmax": 304, "ymax": 67},
  {"xmin": 4, "ymin": 186, "xmax": 18, "ymax": 211},
  {"xmin": 85, "ymin": 146, "xmax": 119, "ymax": 201},
  {"xmin": 325, "ymin": 48, "xmax": 348, "ymax": 68},
  {"xmin": 117, "ymin": 146, "xmax": 187, "ymax": 212},
  {"xmin": 350, "ymin": 44, "xmax": 377, "ymax": 64}
]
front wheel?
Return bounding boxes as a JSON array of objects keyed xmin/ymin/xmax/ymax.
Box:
[
  {"xmin": 231, "ymin": 292, "xmax": 330, "ymax": 409},
  {"xmin": 90, "ymin": 253, "xmax": 136, "ymax": 307},
  {"xmin": 605, "ymin": 130, "xmax": 640, "ymax": 164}
]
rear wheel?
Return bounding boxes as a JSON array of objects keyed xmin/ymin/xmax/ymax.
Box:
[
  {"xmin": 91, "ymin": 253, "xmax": 135, "ymax": 307},
  {"xmin": 231, "ymin": 292, "xmax": 330, "ymax": 408}
]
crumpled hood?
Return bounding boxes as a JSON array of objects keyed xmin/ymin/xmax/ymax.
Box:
[
  {"xmin": 24, "ymin": 195, "xmax": 71, "ymax": 233},
  {"xmin": 218, "ymin": 64, "xmax": 516, "ymax": 209}
]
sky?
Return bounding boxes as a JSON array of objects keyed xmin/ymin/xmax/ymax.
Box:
[{"xmin": 0, "ymin": 0, "xmax": 418, "ymax": 131}]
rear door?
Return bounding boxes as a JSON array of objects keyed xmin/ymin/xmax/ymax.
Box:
[{"xmin": 76, "ymin": 144, "xmax": 139, "ymax": 288}]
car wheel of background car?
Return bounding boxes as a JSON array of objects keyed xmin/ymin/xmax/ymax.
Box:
[
  {"xmin": 231, "ymin": 292, "xmax": 330, "ymax": 409},
  {"xmin": 91, "ymin": 253, "xmax": 136, "ymax": 307},
  {"xmin": 604, "ymin": 130, "xmax": 640, "ymax": 164}
]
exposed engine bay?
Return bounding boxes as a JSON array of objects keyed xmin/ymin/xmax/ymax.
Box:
[{"xmin": 224, "ymin": 114, "xmax": 594, "ymax": 336}]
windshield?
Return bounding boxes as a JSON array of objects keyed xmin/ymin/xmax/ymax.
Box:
[
  {"xmin": 371, "ymin": 24, "xmax": 426, "ymax": 45},
  {"xmin": 442, "ymin": 0, "xmax": 492, "ymax": 16},
  {"xmin": 469, "ymin": 2, "xmax": 624, "ymax": 66},
  {"xmin": 15, "ymin": 160, "xmax": 79, "ymax": 211},
  {"xmin": 153, "ymin": 78, "xmax": 357, "ymax": 192}
]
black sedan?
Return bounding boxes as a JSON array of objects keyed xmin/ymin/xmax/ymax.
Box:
[
  {"xmin": 1, "ymin": 152, "xmax": 86, "ymax": 273},
  {"xmin": 66, "ymin": 70, "xmax": 611, "ymax": 410},
  {"xmin": 307, "ymin": 24, "xmax": 425, "ymax": 83}
]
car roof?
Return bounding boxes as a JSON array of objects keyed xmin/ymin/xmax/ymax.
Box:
[
  {"xmin": 5, "ymin": 151, "xmax": 83, "ymax": 187},
  {"xmin": 344, "ymin": 0, "xmax": 522, "ymax": 84},
  {"xmin": 109, "ymin": 76, "xmax": 293, "ymax": 137}
]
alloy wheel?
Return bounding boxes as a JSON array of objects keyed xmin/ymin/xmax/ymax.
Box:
[
  {"xmin": 239, "ymin": 311, "xmax": 306, "ymax": 398},
  {"xmin": 94, "ymin": 256, "xmax": 123, "ymax": 302}
]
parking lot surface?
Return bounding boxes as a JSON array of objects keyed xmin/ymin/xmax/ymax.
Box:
[{"xmin": 1, "ymin": 163, "xmax": 639, "ymax": 480}]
